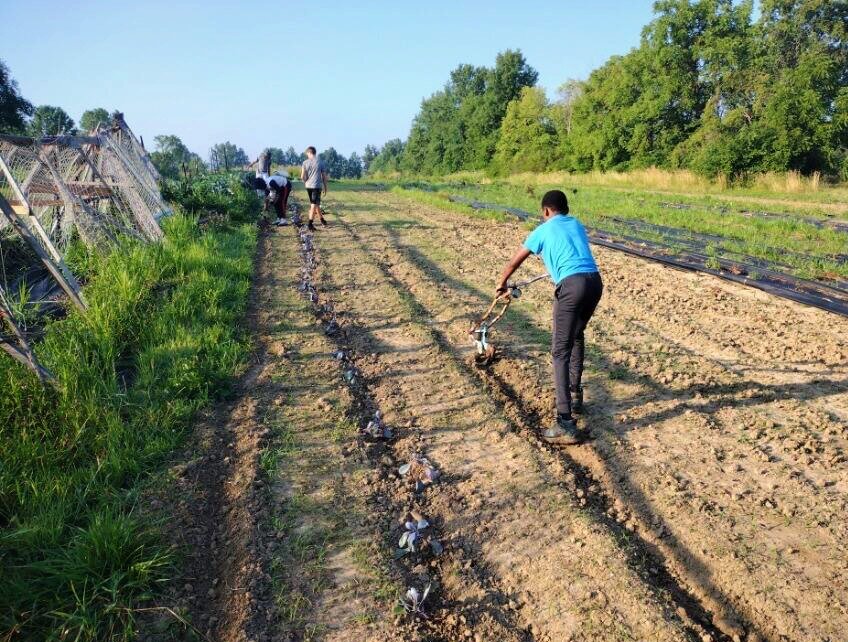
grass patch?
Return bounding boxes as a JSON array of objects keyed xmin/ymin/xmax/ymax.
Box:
[
  {"xmin": 0, "ymin": 176, "xmax": 259, "ymax": 640},
  {"xmin": 389, "ymin": 185, "xmax": 508, "ymax": 223}
]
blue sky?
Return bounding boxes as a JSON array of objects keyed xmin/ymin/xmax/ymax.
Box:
[{"xmin": 1, "ymin": 1, "xmax": 657, "ymax": 160}]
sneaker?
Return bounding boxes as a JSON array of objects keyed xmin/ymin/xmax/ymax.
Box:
[
  {"xmin": 543, "ymin": 415, "xmax": 583, "ymax": 445},
  {"xmin": 275, "ymin": 218, "xmax": 290, "ymax": 227},
  {"xmin": 571, "ymin": 386, "xmax": 584, "ymax": 414},
  {"xmin": 308, "ymin": 221, "xmax": 316, "ymax": 232},
  {"xmin": 320, "ymin": 217, "xmax": 328, "ymax": 226}
]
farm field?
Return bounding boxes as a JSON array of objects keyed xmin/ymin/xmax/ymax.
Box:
[
  {"xmin": 4, "ymin": 2, "xmax": 848, "ymax": 640},
  {"xmin": 133, "ymin": 183, "xmax": 848, "ymax": 642},
  {"xmin": 390, "ymin": 177, "xmax": 848, "ymax": 282}
]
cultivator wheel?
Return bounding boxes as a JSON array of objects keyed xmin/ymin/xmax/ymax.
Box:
[{"xmin": 473, "ymin": 343, "xmax": 497, "ymax": 368}]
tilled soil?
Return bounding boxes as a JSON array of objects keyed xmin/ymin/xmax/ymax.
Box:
[
  {"xmin": 140, "ymin": 186, "xmax": 847, "ymax": 642},
  {"xmin": 316, "ymin": 185, "xmax": 848, "ymax": 642}
]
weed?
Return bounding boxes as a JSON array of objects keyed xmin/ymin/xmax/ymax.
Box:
[{"xmin": 608, "ymin": 366, "xmax": 629, "ymax": 380}]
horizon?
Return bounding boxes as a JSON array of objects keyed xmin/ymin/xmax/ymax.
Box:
[{"xmin": 1, "ymin": 0, "xmax": 657, "ymax": 160}]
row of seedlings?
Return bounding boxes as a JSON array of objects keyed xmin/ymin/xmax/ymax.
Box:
[{"xmin": 292, "ymin": 207, "xmax": 445, "ymax": 620}]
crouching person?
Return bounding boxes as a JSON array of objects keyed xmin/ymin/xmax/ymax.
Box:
[
  {"xmin": 496, "ymin": 189, "xmax": 603, "ymax": 445},
  {"xmin": 254, "ymin": 172, "xmax": 293, "ymax": 226}
]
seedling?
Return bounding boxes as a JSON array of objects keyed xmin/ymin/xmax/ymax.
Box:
[
  {"xmin": 399, "ymin": 583, "xmax": 431, "ymax": 616},
  {"xmin": 361, "ymin": 410, "xmax": 393, "ymax": 439},
  {"xmin": 399, "ymin": 455, "xmax": 441, "ymax": 490},
  {"xmin": 398, "ymin": 515, "xmax": 429, "ymax": 553}
]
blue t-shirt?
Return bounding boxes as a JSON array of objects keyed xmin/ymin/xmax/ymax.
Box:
[{"xmin": 523, "ymin": 214, "xmax": 598, "ymax": 285}]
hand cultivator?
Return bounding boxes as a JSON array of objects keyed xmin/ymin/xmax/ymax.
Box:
[{"xmin": 468, "ymin": 273, "xmax": 548, "ymax": 366}]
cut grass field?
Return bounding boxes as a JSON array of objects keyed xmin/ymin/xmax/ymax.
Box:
[
  {"xmin": 0, "ymin": 177, "xmax": 258, "ymax": 640},
  {"xmin": 385, "ymin": 174, "xmax": 848, "ymax": 281}
]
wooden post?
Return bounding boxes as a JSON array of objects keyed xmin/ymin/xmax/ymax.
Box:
[
  {"xmin": 0, "ymin": 287, "xmax": 54, "ymax": 383},
  {"xmin": 0, "ymin": 193, "xmax": 87, "ymax": 311}
]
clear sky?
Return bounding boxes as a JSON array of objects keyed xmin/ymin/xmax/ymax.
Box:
[{"xmin": 1, "ymin": 0, "xmax": 657, "ymax": 161}]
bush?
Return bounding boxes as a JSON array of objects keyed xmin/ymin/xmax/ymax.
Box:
[{"xmin": 161, "ymin": 172, "xmax": 261, "ymax": 225}]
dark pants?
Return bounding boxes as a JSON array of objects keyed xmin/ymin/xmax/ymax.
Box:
[
  {"xmin": 552, "ymin": 272, "xmax": 603, "ymax": 415},
  {"xmin": 272, "ymin": 183, "xmax": 291, "ymax": 219}
]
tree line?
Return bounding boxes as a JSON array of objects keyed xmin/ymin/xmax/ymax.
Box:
[
  {"xmin": 0, "ymin": 65, "xmax": 121, "ymax": 139},
  {"xmin": 366, "ymin": 0, "xmax": 848, "ymax": 180}
]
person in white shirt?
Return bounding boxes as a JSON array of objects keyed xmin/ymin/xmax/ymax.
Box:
[{"xmin": 254, "ymin": 171, "xmax": 292, "ymax": 226}]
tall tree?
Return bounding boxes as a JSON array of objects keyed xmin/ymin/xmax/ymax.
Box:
[
  {"xmin": 28, "ymin": 105, "xmax": 76, "ymax": 137},
  {"xmin": 369, "ymin": 138, "xmax": 405, "ymax": 174},
  {"xmin": 401, "ymin": 50, "xmax": 538, "ymax": 175},
  {"xmin": 265, "ymin": 147, "xmax": 285, "ymax": 165},
  {"xmin": 754, "ymin": 0, "xmax": 848, "ymax": 175},
  {"xmin": 151, "ymin": 134, "xmax": 205, "ymax": 179},
  {"xmin": 460, "ymin": 50, "xmax": 539, "ymax": 168},
  {"xmin": 552, "ymin": 79, "xmax": 585, "ymax": 136},
  {"xmin": 346, "ymin": 152, "xmax": 363, "ymax": 178},
  {"xmin": 282, "ymin": 146, "xmax": 305, "ymax": 165},
  {"xmin": 493, "ymin": 87, "xmax": 560, "ymax": 174},
  {"xmin": 0, "ymin": 60, "xmax": 32, "ymax": 134},
  {"xmin": 362, "ymin": 144, "xmax": 379, "ymax": 172},
  {"xmin": 209, "ymin": 141, "xmax": 248, "ymax": 171},
  {"xmin": 402, "ymin": 89, "xmax": 464, "ymax": 174},
  {"xmin": 79, "ymin": 107, "xmax": 110, "ymax": 132},
  {"xmin": 320, "ymin": 147, "xmax": 346, "ymax": 178}
]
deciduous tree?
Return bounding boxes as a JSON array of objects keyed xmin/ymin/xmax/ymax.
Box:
[
  {"xmin": 0, "ymin": 60, "xmax": 32, "ymax": 134},
  {"xmin": 28, "ymin": 105, "xmax": 76, "ymax": 137},
  {"xmin": 79, "ymin": 107, "xmax": 110, "ymax": 132}
]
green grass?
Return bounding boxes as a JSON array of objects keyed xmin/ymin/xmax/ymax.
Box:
[
  {"xmin": 384, "ymin": 179, "xmax": 848, "ymax": 280},
  {"xmin": 389, "ymin": 185, "xmax": 508, "ymax": 223},
  {"xmin": 0, "ymin": 176, "xmax": 259, "ymax": 640}
]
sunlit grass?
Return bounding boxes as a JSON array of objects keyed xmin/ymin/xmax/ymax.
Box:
[{"xmin": 388, "ymin": 179, "xmax": 848, "ymax": 280}]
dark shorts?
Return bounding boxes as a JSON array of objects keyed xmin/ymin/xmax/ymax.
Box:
[{"xmin": 306, "ymin": 188, "xmax": 322, "ymax": 205}]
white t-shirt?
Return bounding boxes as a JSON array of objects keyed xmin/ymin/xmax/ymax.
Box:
[{"xmin": 256, "ymin": 172, "xmax": 289, "ymax": 189}]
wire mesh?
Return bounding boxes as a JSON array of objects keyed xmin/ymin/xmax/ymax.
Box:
[{"xmin": 0, "ymin": 116, "xmax": 168, "ymax": 358}]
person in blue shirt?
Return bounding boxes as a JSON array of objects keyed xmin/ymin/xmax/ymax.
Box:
[{"xmin": 496, "ymin": 189, "xmax": 603, "ymax": 445}]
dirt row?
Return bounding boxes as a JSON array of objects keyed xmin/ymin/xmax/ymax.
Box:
[
  {"xmin": 140, "ymin": 204, "xmax": 574, "ymax": 642},
  {"xmin": 137, "ymin": 230, "xmax": 283, "ymax": 642},
  {"xmin": 317, "ymin": 185, "xmax": 848, "ymax": 642}
]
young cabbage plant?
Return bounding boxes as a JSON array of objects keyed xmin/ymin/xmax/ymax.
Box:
[{"xmin": 399, "ymin": 583, "xmax": 431, "ymax": 616}]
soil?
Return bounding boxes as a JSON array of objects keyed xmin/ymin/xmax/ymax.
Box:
[{"xmin": 139, "ymin": 186, "xmax": 848, "ymax": 642}]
